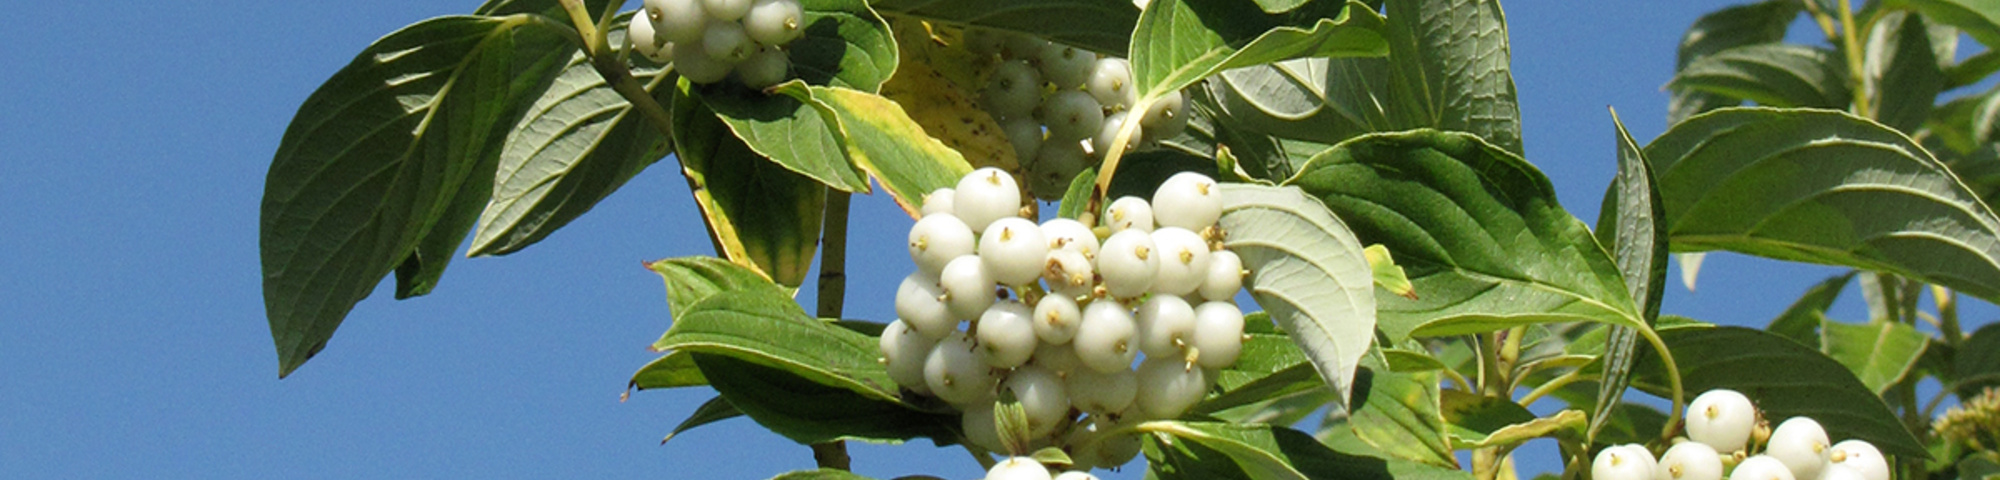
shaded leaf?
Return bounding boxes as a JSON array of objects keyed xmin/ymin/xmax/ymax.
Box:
[
  {"xmin": 260, "ymin": 16, "xmax": 574, "ymax": 377},
  {"xmin": 661, "ymin": 395, "xmax": 743, "ymax": 444},
  {"xmin": 1287, "ymin": 130, "xmax": 1642, "ymax": 342},
  {"xmin": 1765, "ymin": 272, "xmax": 1856, "ymax": 345},
  {"xmin": 655, "ymin": 287, "xmax": 895, "ymax": 401},
  {"xmin": 1890, "ymin": 0, "xmax": 2000, "ymax": 48},
  {"xmin": 796, "ymin": 0, "xmax": 899, "ymax": 91},
  {"xmin": 1668, "ymin": 44, "xmax": 1848, "ymax": 109},
  {"xmin": 1217, "ymin": 183, "xmax": 1378, "ymax": 406},
  {"xmin": 1129, "ymin": 0, "xmax": 1388, "ymax": 101},
  {"xmin": 1954, "ymin": 323, "xmax": 2000, "ymax": 397},
  {"xmin": 1349, "ymin": 369, "xmax": 1454, "ymax": 467},
  {"xmin": 1667, "ymin": 0, "xmax": 1799, "ymax": 123},
  {"xmin": 1627, "ymin": 325, "xmax": 1927, "ymax": 457},
  {"xmin": 1438, "ymin": 389, "xmax": 1584, "ymax": 449},
  {"xmin": 1865, "ymin": 11, "xmax": 1947, "ymax": 132},
  {"xmin": 672, "ymin": 86, "xmax": 826, "ymax": 288},
  {"xmin": 869, "ymin": 0, "xmax": 1140, "ymax": 56},
  {"xmin": 629, "ymin": 350, "xmax": 706, "ymax": 390},
  {"xmin": 1644, "ymin": 107, "xmax": 2000, "ymax": 305},
  {"xmin": 1144, "ymin": 421, "xmax": 1473, "ymax": 480},
  {"xmin": 694, "ymin": 352, "xmax": 956, "ymax": 445}
]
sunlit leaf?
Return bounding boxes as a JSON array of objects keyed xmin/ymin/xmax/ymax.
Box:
[
  {"xmin": 672, "ymin": 87, "xmax": 826, "ymax": 288},
  {"xmin": 1130, "ymin": 0, "xmax": 1387, "ymax": 101},
  {"xmin": 1588, "ymin": 108, "xmax": 1666, "ymax": 441},
  {"xmin": 1218, "ymin": 183, "xmax": 1378, "ymax": 406},
  {"xmin": 869, "ymin": 0, "xmax": 1140, "ymax": 56},
  {"xmin": 1668, "ymin": 44, "xmax": 1848, "ymax": 110},
  {"xmin": 1820, "ymin": 319, "xmax": 1930, "ymax": 394}
]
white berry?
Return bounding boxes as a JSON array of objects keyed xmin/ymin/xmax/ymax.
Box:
[
  {"xmin": 1097, "ymin": 229, "xmax": 1159, "ymax": 298},
  {"xmin": 1032, "ymin": 293, "xmax": 1082, "ymax": 345},
  {"xmin": 1053, "ymin": 471, "xmax": 1100, "ymax": 480},
  {"xmin": 983, "ymin": 60, "xmax": 1044, "ymax": 120},
  {"xmin": 1687, "ymin": 389, "xmax": 1758, "ymax": 453},
  {"xmin": 955, "ymin": 167, "xmax": 1023, "ymax": 235},
  {"xmin": 1136, "ymin": 294, "xmax": 1196, "ymax": 358},
  {"xmin": 986, "ymin": 456, "xmax": 1053, "ymax": 480},
  {"xmin": 1152, "ymin": 171, "xmax": 1221, "ymax": 230},
  {"xmin": 1828, "ymin": 440, "xmax": 1888, "ymax": 480},
  {"xmin": 742, "ymin": 0, "xmax": 805, "ymax": 46},
  {"xmin": 1141, "ymin": 89, "xmax": 1190, "ymax": 140},
  {"xmin": 1729, "ymin": 455, "xmax": 1795, "ymax": 480},
  {"xmin": 1104, "ymin": 196, "xmax": 1154, "ymax": 233},
  {"xmin": 700, "ymin": 20, "xmax": 755, "ymax": 64},
  {"xmin": 895, "ymin": 272, "xmax": 954, "ymax": 340},
  {"xmin": 629, "ymin": 14, "xmax": 670, "ymax": 63},
  {"xmin": 1031, "ymin": 340, "xmax": 1084, "ymax": 375},
  {"xmin": 1066, "ymin": 364, "xmax": 1137, "ymax": 414},
  {"xmin": 1086, "ymin": 57, "xmax": 1135, "ymax": 110},
  {"xmin": 1038, "ymin": 43, "xmax": 1097, "ymax": 89},
  {"xmin": 671, "ymin": 42, "xmax": 733, "ymax": 84},
  {"xmin": 1029, "ymin": 140, "xmax": 1088, "ymax": 200},
  {"xmin": 940, "ymin": 255, "xmax": 997, "ymax": 321},
  {"xmin": 1093, "ymin": 111, "xmax": 1142, "ymax": 158},
  {"xmin": 648, "ymin": 0, "xmax": 709, "ymax": 44},
  {"xmin": 976, "ymin": 300, "xmax": 1038, "ymax": 369},
  {"xmin": 735, "ymin": 46, "xmax": 789, "ymax": 89},
  {"xmin": 926, "ymin": 331, "xmax": 999, "ymax": 406},
  {"xmin": 701, "ymin": 0, "xmax": 752, "ymax": 21},
  {"xmin": 1818, "ymin": 465, "xmax": 1867, "ymax": 480},
  {"xmin": 1042, "ymin": 90, "xmax": 1105, "ymax": 143},
  {"xmin": 1040, "ymin": 218, "xmax": 1100, "ymax": 257},
  {"xmin": 1002, "ymin": 117, "xmax": 1044, "ymax": 164},
  {"xmin": 980, "ymin": 217, "xmax": 1050, "ymax": 286},
  {"xmin": 1073, "ymin": 300, "xmax": 1138, "ymax": 373},
  {"xmin": 879, "ymin": 320, "xmax": 937, "ymax": 394},
  {"xmin": 1592, "ymin": 444, "xmax": 1657, "ymax": 480},
  {"xmin": 921, "ymin": 187, "xmax": 956, "ymax": 217},
  {"xmin": 1002, "ymin": 365, "xmax": 1070, "ymax": 438},
  {"xmin": 1135, "ymin": 356, "xmax": 1206, "ymax": 419},
  {"xmin": 1191, "ymin": 301, "xmax": 1245, "ymax": 369},
  {"xmin": 910, "ymin": 213, "xmax": 975, "ymax": 276},
  {"xmin": 1149, "ymin": 227, "xmax": 1211, "ymax": 296},
  {"xmin": 1768, "ymin": 417, "xmax": 1830, "ymax": 480},
  {"xmin": 1199, "ymin": 250, "xmax": 1244, "ymax": 302},
  {"xmin": 1041, "ymin": 249, "xmax": 1095, "ymax": 299},
  {"xmin": 1657, "ymin": 441, "xmax": 1723, "ymax": 480},
  {"xmin": 961, "ymin": 401, "xmax": 1006, "ymax": 453}
]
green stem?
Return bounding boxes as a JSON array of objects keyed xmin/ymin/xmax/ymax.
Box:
[
  {"xmin": 1638, "ymin": 327, "xmax": 1686, "ymax": 441},
  {"xmin": 1087, "ymin": 96, "xmax": 1156, "ymax": 219},
  {"xmin": 1519, "ymin": 368, "xmax": 1592, "ymax": 406},
  {"xmin": 1936, "ymin": 286, "xmax": 1963, "ymax": 345},
  {"xmin": 1837, "ymin": 0, "xmax": 1872, "ymax": 118},
  {"xmin": 809, "ymin": 192, "xmax": 854, "ymax": 470},
  {"xmin": 1478, "ymin": 334, "xmax": 1506, "ymax": 397},
  {"xmin": 556, "ymin": 0, "xmax": 603, "ymax": 56},
  {"xmin": 1800, "ymin": 0, "xmax": 1840, "ymax": 43}
]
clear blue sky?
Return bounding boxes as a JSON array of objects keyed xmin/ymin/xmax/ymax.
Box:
[{"xmin": 1, "ymin": 1, "xmax": 1988, "ymax": 478}]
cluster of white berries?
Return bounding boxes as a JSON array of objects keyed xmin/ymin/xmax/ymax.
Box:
[
  {"xmin": 961, "ymin": 29, "xmax": 1192, "ymax": 200},
  {"xmin": 985, "ymin": 456, "xmax": 1105, "ymax": 480},
  {"xmin": 1593, "ymin": 389, "xmax": 1891, "ymax": 480},
  {"xmin": 881, "ymin": 167, "xmax": 1245, "ymax": 473},
  {"xmin": 629, "ymin": 0, "xmax": 806, "ymax": 87}
]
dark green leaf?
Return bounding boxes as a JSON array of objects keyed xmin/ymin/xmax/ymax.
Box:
[
  {"xmin": 1890, "ymin": 0, "xmax": 2000, "ymax": 48},
  {"xmin": 1129, "ymin": 0, "xmax": 1388, "ymax": 101},
  {"xmin": 769, "ymin": 468, "xmax": 880, "ymax": 480},
  {"xmin": 1143, "ymin": 421, "xmax": 1473, "ymax": 480},
  {"xmin": 1954, "ymin": 323, "xmax": 2000, "ymax": 397},
  {"xmin": 470, "ymin": 20, "xmax": 673, "ymax": 256},
  {"xmin": 655, "ymin": 287, "xmax": 896, "ymax": 401},
  {"xmin": 1644, "ymin": 107, "xmax": 2000, "ymax": 305},
  {"xmin": 260, "ymin": 16, "xmax": 574, "ymax": 377},
  {"xmin": 1766, "ymin": 272, "xmax": 1856, "ymax": 345},
  {"xmin": 1437, "ymin": 390, "xmax": 1584, "ymax": 449},
  {"xmin": 1945, "ymin": 50, "xmax": 2000, "ymax": 90},
  {"xmin": 1383, "ymin": 348, "xmax": 1448, "ymax": 373},
  {"xmin": 1287, "ymin": 130, "xmax": 1643, "ymax": 342},
  {"xmin": 694, "ymin": 353, "xmax": 956, "ymax": 445},
  {"xmin": 1821, "ymin": 319, "xmax": 1931, "ymax": 394},
  {"xmin": 1589, "ymin": 108, "xmax": 1667, "ymax": 441},
  {"xmin": 868, "ymin": 0, "xmax": 1140, "ymax": 56},
  {"xmin": 1865, "ymin": 11, "xmax": 1947, "ymax": 132},
  {"xmin": 1667, "ymin": 0, "xmax": 1798, "ymax": 123},
  {"xmin": 672, "ymin": 87, "xmax": 826, "ymax": 288},
  {"xmin": 1383, "ymin": 0, "xmax": 1524, "ymax": 155},
  {"xmin": 1585, "ymin": 402, "xmax": 1670, "ymax": 448},
  {"xmin": 473, "ymin": 0, "xmax": 614, "ymax": 17},
  {"xmin": 1348, "ymin": 369, "xmax": 1453, "ymax": 467},
  {"xmin": 797, "ymin": 0, "xmax": 898, "ymax": 92},
  {"xmin": 1217, "ymin": 184, "xmax": 1378, "ymax": 406},
  {"xmin": 629, "ymin": 350, "xmax": 706, "ymax": 390},
  {"xmin": 660, "ymin": 395, "xmax": 743, "ymax": 444},
  {"xmin": 1627, "ymin": 325, "xmax": 1927, "ymax": 457},
  {"xmin": 700, "ymin": 89, "xmax": 869, "ymax": 194},
  {"xmin": 1668, "ymin": 44, "xmax": 1848, "ymax": 109}
]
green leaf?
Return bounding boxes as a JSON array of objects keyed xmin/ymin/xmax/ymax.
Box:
[
  {"xmin": 1200, "ymin": 312, "xmax": 1317, "ymax": 414},
  {"xmin": 1143, "ymin": 421, "xmax": 1473, "ymax": 480},
  {"xmin": 1627, "ymin": 325, "xmax": 1927, "ymax": 457},
  {"xmin": 660, "ymin": 395, "xmax": 742, "ymax": 444},
  {"xmin": 1945, "ymin": 50, "xmax": 2000, "ymax": 90},
  {"xmin": 1203, "ymin": 58, "xmax": 1388, "ymax": 152},
  {"xmin": 1029, "ymin": 446, "xmax": 1075, "ymax": 469},
  {"xmin": 1765, "ymin": 272, "xmax": 1856, "ymax": 345},
  {"xmin": 1667, "ymin": 44, "xmax": 1849, "ymax": 109},
  {"xmin": 788, "ymin": 85, "xmax": 974, "ymax": 215},
  {"xmin": 1364, "ymin": 245, "xmax": 1417, "ymax": 300},
  {"xmin": 1382, "ymin": 0, "xmax": 1524, "ymax": 156},
  {"xmin": 1057, "ymin": 167, "xmax": 1100, "ymax": 220},
  {"xmin": 472, "ymin": 0, "xmax": 614, "ymax": 17},
  {"xmin": 1287, "ymin": 130, "xmax": 1643, "ymax": 342},
  {"xmin": 1644, "ymin": 107, "xmax": 2000, "ymax": 305},
  {"xmin": 1589, "ymin": 108, "xmax": 1667, "ymax": 441},
  {"xmin": 769, "ymin": 469, "xmax": 880, "ymax": 480},
  {"xmin": 1953, "ymin": 323, "xmax": 2000, "ymax": 397},
  {"xmin": 1349, "ymin": 369, "xmax": 1454, "ymax": 467},
  {"xmin": 1217, "ymin": 183, "xmax": 1378, "ymax": 406},
  {"xmin": 700, "ymin": 89, "xmax": 869, "ymax": 194},
  {"xmin": 655, "ymin": 286, "xmax": 895, "ymax": 401},
  {"xmin": 1129, "ymin": 0, "xmax": 1388, "ymax": 102},
  {"xmin": 694, "ymin": 353, "xmax": 955, "ymax": 445},
  {"xmin": 471, "ymin": 20, "xmax": 673, "ymax": 256},
  {"xmin": 797, "ymin": 0, "xmax": 898, "ymax": 92},
  {"xmin": 1865, "ymin": 11, "xmax": 1948, "ymax": 133},
  {"xmin": 629, "ymin": 350, "xmax": 706, "ymax": 390},
  {"xmin": 260, "ymin": 16, "xmax": 575, "ymax": 377},
  {"xmin": 672, "ymin": 86, "xmax": 826, "ymax": 288},
  {"xmin": 1383, "ymin": 348, "xmax": 1449, "ymax": 373},
  {"xmin": 1438, "ymin": 389, "xmax": 1583, "ymax": 449},
  {"xmin": 1820, "ymin": 319, "xmax": 1931, "ymax": 394},
  {"xmin": 645, "ymin": 256, "xmax": 792, "ymax": 348},
  {"xmin": 1667, "ymin": 0, "xmax": 1799, "ymax": 123},
  {"xmin": 993, "ymin": 395, "xmax": 1032, "ymax": 455},
  {"xmin": 1890, "ymin": 0, "xmax": 2000, "ymax": 48},
  {"xmin": 867, "ymin": 0, "xmax": 1140, "ymax": 56}
]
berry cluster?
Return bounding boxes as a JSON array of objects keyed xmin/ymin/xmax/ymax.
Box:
[
  {"xmin": 960, "ymin": 29, "xmax": 1192, "ymax": 200},
  {"xmin": 1593, "ymin": 389, "xmax": 1891, "ymax": 480},
  {"xmin": 985, "ymin": 456, "xmax": 1104, "ymax": 480},
  {"xmin": 630, "ymin": 0, "xmax": 806, "ymax": 87},
  {"xmin": 881, "ymin": 167, "xmax": 1245, "ymax": 471}
]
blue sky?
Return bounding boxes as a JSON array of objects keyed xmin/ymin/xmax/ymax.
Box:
[{"xmin": 1, "ymin": 0, "xmax": 1988, "ymax": 478}]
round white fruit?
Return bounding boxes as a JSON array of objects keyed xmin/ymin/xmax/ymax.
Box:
[
  {"xmin": 1041, "ymin": 248, "xmax": 1095, "ymax": 299},
  {"xmin": 701, "ymin": 0, "xmax": 752, "ymax": 21},
  {"xmin": 1198, "ymin": 250, "xmax": 1244, "ymax": 302},
  {"xmin": 1191, "ymin": 301, "xmax": 1245, "ymax": 369},
  {"xmin": 954, "ymin": 167, "xmax": 1023, "ymax": 235},
  {"xmin": 1152, "ymin": 171, "xmax": 1221, "ymax": 230},
  {"xmin": 1002, "ymin": 365, "xmax": 1071, "ymax": 438},
  {"xmin": 1093, "ymin": 111, "xmax": 1141, "ymax": 158},
  {"xmin": 629, "ymin": 14, "xmax": 670, "ymax": 62},
  {"xmin": 1686, "ymin": 389, "xmax": 1758, "ymax": 453},
  {"xmin": 940, "ymin": 255, "xmax": 997, "ymax": 321},
  {"xmin": 909, "ymin": 213, "xmax": 975, "ymax": 276},
  {"xmin": 894, "ymin": 272, "xmax": 954, "ymax": 340},
  {"xmin": 1817, "ymin": 465, "xmax": 1867, "ymax": 480},
  {"xmin": 735, "ymin": 46, "xmax": 789, "ymax": 89},
  {"xmin": 1087, "ymin": 58, "xmax": 1135, "ymax": 110},
  {"xmin": 1073, "ymin": 300, "xmax": 1138, "ymax": 373},
  {"xmin": 921, "ymin": 187, "xmax": 955, "ymax": 217},
  {"xmin": 742, "ymin": 0, "xmax": 805, "ymax": 46},
  {"xmin": 1030, "ymin": 340, "xmax": 1084, "ymax": 375},
  {"xmin": 1592, "ymin": 444, "xmax": 1657, "ymax": 480},
  {"xmin": 1135, "ymin": 294, "xmax": 1196, "ymax": 358},
  {"xmin": 980, "ymin": 217, "xmax": 1050, "ymax": 286},
  {"xmin": 1002, "ymin": 117, "xmax": 1044, "ymax": 164},
  {"xmin": 649, "ymin": 0, "xmax": 710, "ymax": 44},
  {"xmin": 976, "ymin": 300, "xmax": 1038, "ymax": 369},
  {"xmin": 1040, "ymin": 218, "xmax": 1100, "ymax": 257},
  {"xmin": 1142, "ymin": 90, "xmax": 1190, "ymax": 140},
  {"xmin": 1066, "ymin": 365, "xmax": 1137, "ymax": 414},
  {"xmin": 1031, "ymin": 293, "xmax": 1082, "ymax": 345},
  {"xmin": 961, "ymin": 401, "xmax": 1006, "ymax": 453},
  {"xmin": 671, "ymin": 42, "xmax": 734, "ymax": 84},
  {"xmin": 925, "ymin": 331, "xmax": 999, "ymax": 406},
  {"xmin": 1097, "ymin": 229, "xmax": 1159, "ymax": 298},
  {"xmin": 879, "ymin": 320, "xmax": 937, "ymax": 394},
  {"xmin": 1656, "ymin": 441, "xmax": 1723, "ymax": 480},
  {"xmin": 1728, "ymin": 455, "xmax": 1795, "ymax": 480},
  {"xmin": 1104, "ymin": 196, "xmax": 1154, "ymax": 233},
  {"xmin": 983, "ymin": 60, "xmax": 1045, "ymax": 120},
  {"xmin": 1767, "ymin": 417, "xmax": 1830, "ymax": 480},
  {"xmin": 701, "ymin": 20, "xmax": 756, "ymax": 64},
  {"xmin": 1053, "ymin": 471, "xmax": 1100, "ymax": 480},
  {"xmin": 1028, "ymin": 139, "xmax": 1089, "ymax": 201},
  {"xmin": 1828, "ymin": 440, "xmax": 1888, "ymax": 480},
  {"xmin": 1149, "ymin": 226, "xmax": 1211, "ymax": 296},
  {"xmin": 1135, "ymin": 356, "xmax": 1206, "ymax": 419},
  {"xmin": 986, "ymin": 456, "xmax": 1053, "ymax": 480},
  {"xmin": 1038, "ymin": 43, "xmax": 1096, "ymax": 89},
  {"xmin": 1042, "ymin": 90, "xmax": 1105, "ymax": 143}
]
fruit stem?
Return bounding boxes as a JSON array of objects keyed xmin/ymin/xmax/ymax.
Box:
[
  {"xmin": 810, "ymin": 191, "xmax": 854, "ymax": 470},
  {"xmin": 556, "ymin": 0, "xmax": 603, "ymax": 57},
  {"xmin": 1937, "ymin": 285, "xmax": 1963, "ymax": 345},
  {"xmin": 1088, "ymin": 96, "xmax": 1156, "ymax": 218},
  {"xmin": 1836, "ymin": 0, "xmax": 1872, "ymax": 119},
  {"xmin": 1638, "ymin": 327, "xmax": 1687, "ymax": 442}
]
